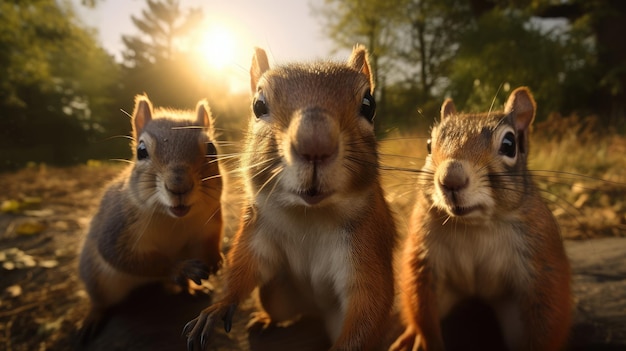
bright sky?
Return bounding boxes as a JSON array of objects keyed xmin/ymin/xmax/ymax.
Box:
[{"xmin": 72, "ymin": 0, "xmax": 337, "ymax": 92}]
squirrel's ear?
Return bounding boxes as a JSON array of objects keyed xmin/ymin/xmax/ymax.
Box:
[
  {"xmin": 132, "ymin": 94, "xmax": 152, "ymax": 137},
  {"xmin": 349, "ymin": 44, "xmax": 374, "ymax": 91},
  {"xmin": 504, "ymin": 87, "xmax": 536, "ymax": 132},
  {"xmin": 440, "ymin": 98, "xmax": 457, "ymax": 120},
  {"xmin": 250, "ymin": 47, "xmax": 270, "ymax": 94},
  {"xmin": 195, "ymin": 99, "xmax": 215, "ymax": 138}
]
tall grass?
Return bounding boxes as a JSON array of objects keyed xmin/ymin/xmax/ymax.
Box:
[{"xmin": 378, "ymin": 114, "xmax": 626, "ymax": 239}]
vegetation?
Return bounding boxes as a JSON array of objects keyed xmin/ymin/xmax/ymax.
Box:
[
  {"xmin": 0, "ymin": 2, "xmax": 624, "ymax": 349},
  {"xmin": 0, "ymin": 0, "xmax": 119, "ymax": 169},
  {"xmin": 0, "ymin": 0, "xmax": 624, "ymax": 169},
  {"xmin": 316, "ymin": 0, "xmax": 626, "ymax": 132},
  {"xmin": 0, "ymin": 0, "xmax": 250, "ymax": 170}
]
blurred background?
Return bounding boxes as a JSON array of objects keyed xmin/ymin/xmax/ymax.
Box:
[
  {"xmin": 1, "ymin": 2, "xmax": 625, "ymax": 350},
  {"xmin": 0, "ymin": 0, "xmax": 624, "ymax": 170}
]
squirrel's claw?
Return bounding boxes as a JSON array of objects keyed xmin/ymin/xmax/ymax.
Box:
[
  {"xmin": 176, "ymin": 259, "xmax": 210, "ymax": 287},
  {"xmin": 185, "ymin": 302, "xmax": 237, "ymax": 351},
  {"xmin": 223, "ymin": 303, "xmax": 237, "ymax": 332},
  {"xmin": 182, "ymin": 318, "xmax": 196, "ymax": 338}
]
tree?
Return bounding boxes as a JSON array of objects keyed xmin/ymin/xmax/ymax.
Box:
[
  {"xmin": 120, "ymin": 0, "xmax": 209, "ymax": 112},
  {"xmin": 122, "ymin": 0, "xmax": 202, "ymax": 68},
  {"xmin": 467, "ymin": 0, "xmax": 626, "ymax": 130},
  {"xmin": 314, "ymin": 0, "xmax": 403, "ymax": 135},
  {"xmin": 0, "ymin": 0, "xmax": 120, "ymax": 168},
  {"xmin": 396, "ymin": 0, "xmax": 472, "ymax": 103},
  {"xmin": 446, "ymin": 10, "xmax": 578, "ymax": 118},
  {"xmin": 317, "ymin": 0, "xmax": 625, "ymax": 132},
  {"xmin": 314, "ymin": 0, "xmax": 473, "ymax": 130}
]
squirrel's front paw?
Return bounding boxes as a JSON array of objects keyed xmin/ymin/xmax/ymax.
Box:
[
  {"xmin": 206, "ymin": 252, "xmax": 224, "ymax": 276},
  {"xmin": 183, "ymin": 302, "xmax": 237, "ymax": 351},
  {"xmin": 388, "ymin": 326, "xmax": 420, "ymax": 351},
  {"xmin": 174, "ymin": 259, "xmax": 210, "ymax": 286},
  {"xmin": 246, "ymin": 311, "xmax": 274, "ymax": 334}
]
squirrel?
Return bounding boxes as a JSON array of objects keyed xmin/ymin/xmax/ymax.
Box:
[
  {"xmin": 389, "ymin": 87, "xmax": 572, "ymax": 351},
  {"xmin": 78, "ymin": 95, "xmax": 224, "ymax": 342},
  {"xmin": 184, "ymin": 45, "xmax": 398, "ymax": 351}
]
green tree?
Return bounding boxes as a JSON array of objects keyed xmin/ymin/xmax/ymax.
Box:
[
  {"xmin": 314, "ymin": 0, "xmax": 473, "ymax": 130},
  {"xmin": 0, "ymin": 0, "xmax": 120, "ymax": 168},
  {"xmin": 447, "ymin": 10, "xmax": 577, "ymax": 119},
  {"xmin": 314, "ymin": 0, "xmax": 401, "ymax": 134},
  {"xmin": 120, "ymin": 0, "xmax": 209, "ymax": 112},
  {"xmin": 318, "ymin": 0, "xmax": 624, "ymax": 131},
  {"xmin": 396, "ymin": 0, "xmax": 472, "ymax": 102},
  {"xmin": 467, "ymin": 0, "xmax": 626, "ymax": 130},
  {"xmin": 315, "ymin": 0, "xmax": 399, "ymax": 90},
  {"xmin": 122, "ymin": 0, "xmax": 202, "ymax": 67}
]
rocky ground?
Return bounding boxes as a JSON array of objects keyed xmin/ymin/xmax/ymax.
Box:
[{"xmin": 0, "ymin": 164, "xmax": 624, "ymax": 350}]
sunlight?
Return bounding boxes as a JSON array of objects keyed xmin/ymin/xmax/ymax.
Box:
[{"xmin": 199, "ymin": 23, "xmax": 238, "ymax": 70}]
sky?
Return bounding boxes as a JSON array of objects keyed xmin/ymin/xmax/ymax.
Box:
[{"xmin": 71, "ymin": 0, "xmax": 338, "ymax": 91}]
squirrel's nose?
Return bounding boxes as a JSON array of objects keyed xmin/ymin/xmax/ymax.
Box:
[
  {"xmin": 290, "ymin": 108, "xmax": 339, "ymax": 165},
  {"xmin": 165, "ymin": 166, "xmax": 194, "ymax": 195},
  {"xmin": 438, "ymin": 160, "xmax": 469, "ymax": 194}
]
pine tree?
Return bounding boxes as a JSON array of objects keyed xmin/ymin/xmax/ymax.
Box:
[{"xmin": 121, "ymin": 0, "xmax": 202, "ymax": 68}]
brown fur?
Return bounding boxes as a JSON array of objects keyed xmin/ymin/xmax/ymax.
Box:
[
  {"xmin": 390, "ymin": 87, "xmax": 572, "ymax": 351},
  {"xmin": 185, "ymin": 46, "xmax": 397, "ymax": 351},
  {"xmin": 78, "ymin": 95, "xmax": 224, "ymax": 342}
]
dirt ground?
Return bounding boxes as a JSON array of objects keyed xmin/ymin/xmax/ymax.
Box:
[{"xmin": 0, "ymin": 163, "xmax": 625, "ymax": 351}]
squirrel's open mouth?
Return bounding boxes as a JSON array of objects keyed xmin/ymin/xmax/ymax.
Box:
[
  {"xmin": 450, "ymin": 205, "xmax": 480, "ymax": 217},
  {"xmin": 169, "ymin": 205, "xmax": 190, "ymax": 217},
  {"xmin": 298, "ymin": 187, "xmax": 331, "ymax": 206}
]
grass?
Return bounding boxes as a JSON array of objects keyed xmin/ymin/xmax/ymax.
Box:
[{"xmin": 377, "ymin": 115, "xmax": 626, "ymax": 239}]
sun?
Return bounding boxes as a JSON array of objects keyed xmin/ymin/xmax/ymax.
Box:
[{"xmin": 198, "ymin": 24, "xmax": 238, "ymax": 70}]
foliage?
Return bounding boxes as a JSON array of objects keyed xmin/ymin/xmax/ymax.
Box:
[
  {"xmin": 316, "ymin": 0, "xmax": 626, "ymax": 132},
  {"xmin": 315, "ymin": 0, "xmax": 476, "ymax": 133},
  {"xmin": 0, "ymin": 0, "xmax": 120, "ymax": 169},
  {"xmin": 394, "ymin": 0, "xmax": 472, "ymax": 100},
  {"xmin": 119, "ymin": 0, "xmax": 211, "ymax": 111},
  {"xmin": 315, "ymin": 0, "xmax": 400, "ymax": 87},
  {"xmin": 121, "ymin": 0, "xmax": 202, "ymax": 68},
  {"xmin": 446, "ymin": 10, "xmax": 574, "ymax": 118},
  {"xmin": 116, "ymin": 0, "xmax": 250, "ymax": 154}
]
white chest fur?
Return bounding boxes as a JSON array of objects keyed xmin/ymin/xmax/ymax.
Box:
[
  {"xmin": 427, "ymin": 220, "xmax": 532, "ymax": 314},
  {"xmin": 130, "ymin": 211, "xmax": 210, "ymax": 259},
  {"xmin": 250, "ymin": 206, "xmax": 353, "ymax": 313}
]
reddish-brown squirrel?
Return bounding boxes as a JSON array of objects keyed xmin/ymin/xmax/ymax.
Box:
[
  {"xmin": 78, "ymin": 96, "xmax": 224, "ymax": 341},
  {"xmin": 184, "ymin": 45, "xmax": 398, "ymax": 351},
  {"xmin": 390, "ymin": 87, "xmax": 572, "ymax": 351}
]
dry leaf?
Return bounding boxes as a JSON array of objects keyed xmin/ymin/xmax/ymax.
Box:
[
  {"xmin": 39, "ymin": 260, "xmax": 59, "ymax": 269},
  {"xmin": 15, "ymin": 220, "xmax": 46, "ymax": 236},
  {"xmin": 1, "ymin": 200, "xmax": 21, "ymax": 213},
  {"xmin": 23, "ymin": 209, "xmax": 54, "ymax": 217},
  {"xmin": 6, "ymin": 284, "xmax": 22, "ymax": 297}
]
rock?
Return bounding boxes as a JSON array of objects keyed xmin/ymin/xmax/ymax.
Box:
[{"xmin": 566, "ymin": 238, "xmax": 626, "ymax": 348}]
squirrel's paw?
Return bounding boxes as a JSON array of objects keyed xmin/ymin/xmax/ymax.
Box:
[
  {"xmin": 75, "ymin": 309, "xmax": 108, "ymax": 348},
  {"xmin": 388, "ymin": 326, "xmax": 419, "ymax": 351},
  {"xmin": 245, "ymin": 311, "xmax": 274, "ymax": 334},
  {"xmin": 183, "ymin": 302, "xmax": 237, "ymax": 351},
  {"xmin": 175, "ymin": 259, "xmax": 210, "ymax": 286},
  {"xmin": 205, "ymin": 252, "xmax": 224, "ymax": 276}
]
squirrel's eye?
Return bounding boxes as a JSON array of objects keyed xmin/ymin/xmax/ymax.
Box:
[
  {"xmin": 360, "ymin": 90, "xmax": 376, "ymax": 122},
  {"xmin": 252, "ymin": 92, "xmax": 269, "ymax": 118},
  {"xmin": 206, "ymin": 142, "xmax": 217, "ymax": 157},
  {"xmin": 137, "ymin": 140, "xmax": 149, "ymax": 160},
  {"xmin": 427, "ymin": 139, "xmax": 432, "ymax": 154},
  {"xmin": 499, "ymin": 132, "xmax": 516, "ymax": 158}
]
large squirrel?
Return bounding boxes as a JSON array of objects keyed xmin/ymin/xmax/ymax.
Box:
[
  {"xmin": 390, "ymin": 87, "xmax": 572, "ymax": 351},
  {"xmin": 184, "ymin": 45, "xmax": 398, "ymax": 351},
  {"xmin": 78, "ymin": 96, "xmax": 224, "ymax": 342}
]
